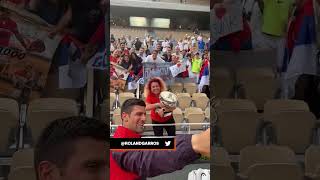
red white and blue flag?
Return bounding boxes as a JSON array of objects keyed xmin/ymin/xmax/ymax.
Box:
[{"xmin": 282, "ymin": 0, "xmax": 319, "ymax": 79}]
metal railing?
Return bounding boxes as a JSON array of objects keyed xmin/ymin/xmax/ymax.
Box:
[{"xmin": 110, "ymin": 122, "xmax": 210, "ymax": 135}]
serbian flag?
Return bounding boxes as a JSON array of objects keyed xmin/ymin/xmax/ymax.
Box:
[
  {"xmin": 198, "ymin": 59, "xmax": 210, "ymax": 92},
  {"xmin": 282, "ymin": 0, "xmax": 318, "ymax": 80}
]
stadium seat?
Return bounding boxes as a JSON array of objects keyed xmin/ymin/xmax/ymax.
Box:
[
  {"xmin": 144, "ymin": 111, "xmax": 153, "ymax": 131},
  {"xmin": 0, "ymin": 98, "xmax": 19, "ymax": 153},
  {"xmin": 27, "ymin": 98, "xmax": 78, "ymax": 144},
  {"xmin": 141, "ymin": 93, "xmax": 146, "ymax": 101},
  {"xmin": 184, "ymin": 107, "xmax": 205, "ymax": 130},
  {"xmin": 183, "ymin": 83, "xmax": 197, "ymax": 94},
  {"xmin": 112, "ymin": 108, "xmax": 121, "ymax": 125},
  {"xmin": 216, "ymin": 111, "xmax": 262, "ymax": 154},
  {"xmin": 204, "ymin": 107, "xmax": 210, "ymax": 120},
  {"xmin": 11, "ymin": 148, "xmax": 34, "ymax": 170},
  {"xmin": 177, "ymin": 93, "xmax": 192, "ymax": 110},
  {"xmin": 305, "ymin": 145, "xmax": 320, "ymax": 178},
  {"xmin": 119, "ymin": 92, "xmax": 135, "ymax": 106},
  {"xmin": 211, "ymin": 146, "xmax": 234, "ymax": 180},
  {"xmin": 170, "ymin": 83, "xmax": 183, "ymax": 94},
  {"xmin": 212, "ymin": 68, "xmax": 234, "ymax": 98},
  {"xmin": 239, "ymin": 145, "xmax": 297, "ymax": 178},
  {"xmin": 191, "ymin": 93, "xmax": 207, "ymax": 99},
  {"xmin": 266, "ymin": 111, "xmax": 316, "ymax": 154},
  {"xmin": 216, "ymin": 99, "xmax": 257, "ymax": 113},
  {"xmin": 173, "ymin": 107, "xmax": 183, "ymax": 123},
  {"xmin": 8, "ymin": 167, "xmax": 36, "ymax": 180},
  {"xmin": 185, "ymin": 107, "xmax": 202, "ymax": 116},
  {"xmin": 192, "ymin": 93, "xmax": 209, "ymax": 110},
  {"xmin": 236, "ymin": 67, "xmax": 277, "ymax": 110},
  {"xmin": 213, "ymin": 147, "xmax": 230, "ymax": 165},
  {"xmin": 212, "ymin": 165, "xmax": 235, "ymax": 180},
  {"xmin": 263, "ymin": 99, "xmax": 309, "ymax": 116},
  {"xmin": 247, "ymin": 163, "xmax": 303, "ymax": 180}
]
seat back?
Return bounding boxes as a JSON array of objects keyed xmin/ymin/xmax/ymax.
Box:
[
  {"xmin": 112, "ymin": 108, "xmax": 121, "ymax": 125},
  {"xmin": 264, "ymin": 99, "xmax": 309, "ymax": 116},
  {"xmin": 170, "ymin": 83, "xmax": 183, "ymax": 93},
  {"xmin": 119, "ymin": 92, "xmax": 135, "ymax": 105},
  {"xmin": 268, "ymin": 111, "xmax": 316, "ymax": 154},
  {"xmin": 236, "ymin": 67, "xmax": 277, "ymax": 110},
  {"xmin": 184, "ymin": 83, "xmax": 197, "ymax": 94},
  {"xmin": 216, "ymin": 99, "xmax": 257, "ymax": 113},
  {"xmin": 177, "ymin": 93, "xmax": 192, "ymax": 110},
  {"xmin": 0, "ymin": 98, "xmax": 19, "ymax": 153},
  {"xmin": 212, "ymin": 165, "xmax": 235, "ymax": 180},
  {"xmin": 212, "ymin": 68, "xmax": 234, "ymax": 98},
  {"xmin": 239, "ymin": 145, "xmax": 296, "ymax": 176},
  {"xmin": 8, "ymin": 167, "xmax": 36, "ymax": 180},
  {"xmin": 27, "ymin": 98, "xmax": 78, "ymax": 144},
  {"xmin": 305, "ymin": 145, "xmax": 320, "ymax": 177},
  {"xmin": 11, "ymin": 148, "xmax": 34, "ymax": 171},
  {"xmin": 217, "ymin": 111, "xmax": 261, "ymax": 153},
  {"xmin": 185, "ymin": 107, "xmax": 204, "ymax": 130},
  {"xmin": 247, "ymin": 163, "xmax": 303, "ymax": 180},
  {"xmin": 194, "ymin": 95, "xmax": 209, "ymax": 110}
]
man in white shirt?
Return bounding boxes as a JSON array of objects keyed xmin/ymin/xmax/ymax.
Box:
[
  {"xmin": 172, "ymin": 46, "xmax": 183, "ymax": 62},
  {"xmin": 126, "ymin": 35, "xmax": 133, "ymax": 49},
  {"xmin": 138, "ymin": 47, "xmax": 147, "ymax": 62},
  {"xmin": 162, "ymin": 38, "xmax": 170, "ymax": 53},
  {"xmin": 144, "ymin": 50, "xmax": 165, "ymax": 63},
  {"xmin": 155, "ymin": 42, "xmax": 163, "ymax": 56}
]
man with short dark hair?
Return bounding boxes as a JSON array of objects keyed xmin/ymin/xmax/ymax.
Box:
[
  {"xmin": 110, "ymin": 98, "xmax": 210, "ymax": 180},
  {"xmin": 144, "ymin": 50, "xmax": 165, "ymax": 63},
  {"xmin": 133, "ymin": 37, "xmax": 142, "ymax": 51},
  {"xmin": 35, "ymin": 116, "xmax": 108, "ymax": 180},
  {"xmin": 162, "ymin": 46, "xmax": 173, "ymax": 62}
]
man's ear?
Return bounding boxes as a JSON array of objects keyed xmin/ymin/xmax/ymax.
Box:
[
  {"xmin": 37, "ymin": 161, "xmax": 61, "ymax": 180},
  {"xmin": 121, "ymin": 112, "xmax": 129, "ymax": 122}
]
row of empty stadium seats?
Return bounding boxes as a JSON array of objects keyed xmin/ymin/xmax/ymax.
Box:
[
  {"xmin": 213, "ymin": 99, "xmax": 319, "ymax": 154},
  {"xmin": 168, "ymin": 82, "xmax": 199, "ymax": 94},
  {"xmin": 213, "ymin": 145, "xmax": 320, "ymax": 180},
  {"xmin": 0, "ymin": 98, "xmax": 79, "ymax": 154},
  {"xmin": 111, "ymin": 106, "xmax": 210, "ymax": 132},
  {"xmin": 213, "ymin": 67, "xmax": 278, "ymax": 110},
  {"xmin": 215, "ymin": 99, "xmax": 309, "ymax": 114},
  {"xmin": 109, "ymin": 92, "xmax": 209, "ymax": 110}
]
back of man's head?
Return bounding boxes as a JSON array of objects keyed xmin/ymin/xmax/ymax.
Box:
[{"xmin": 34, "ymin": 116, "xmax": 107, "ymax": 179}]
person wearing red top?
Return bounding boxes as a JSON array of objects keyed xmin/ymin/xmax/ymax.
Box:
[
  {"xmin": 144, "ymin": 77, "xmax": 176, "ymax": 136},
  {"xmin": 110, "ymin": 49, "xmax": 120, "ymax": 63}
]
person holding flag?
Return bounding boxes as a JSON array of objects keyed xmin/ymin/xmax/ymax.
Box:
[
  {"xmin": 281, "ymin": 0, "xmax": 319, "ymax": 98},
  {"xmin": 198, "ymin": 53, "xmax": 210, "ymax": 93}
]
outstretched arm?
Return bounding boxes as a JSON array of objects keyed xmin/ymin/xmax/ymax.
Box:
[
  {"xmin": 112, "ymin": 129, "xmax": 210, "ymax": 178},
  {"xmin": 48, "ymin": 5, "xmax": 72, "ymax": 38}
]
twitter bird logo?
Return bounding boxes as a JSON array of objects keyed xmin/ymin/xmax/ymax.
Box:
[{"xmin": 165, "ymin": 141, "xmax": 171, "ymax": 147}]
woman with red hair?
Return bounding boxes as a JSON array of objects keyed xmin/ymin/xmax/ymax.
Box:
[{"xmin": 145, "ymin": 77, "xmax": 176, "ymax": 136}]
